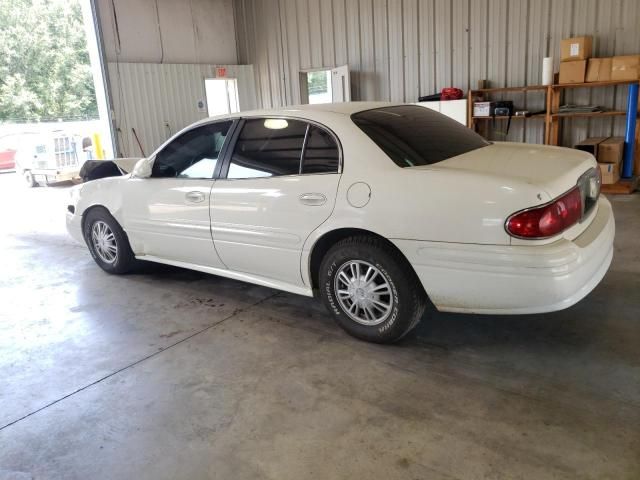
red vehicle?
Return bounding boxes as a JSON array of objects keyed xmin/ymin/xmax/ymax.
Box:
[{"xmin": 0, "ymin": 148, "xmax": 16, "ymax": 170}]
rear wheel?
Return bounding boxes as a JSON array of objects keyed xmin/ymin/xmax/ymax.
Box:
[
  {"xmin": 83, "ymin": 208, "xmax": 136, "ymax": 274},
  {"xmin": 23, "ymin": 170, "xmax": 38, "ymax": 187},
  {"xmin": 319, "ymin": 236, "xmax": 428, "ymax": 343}
]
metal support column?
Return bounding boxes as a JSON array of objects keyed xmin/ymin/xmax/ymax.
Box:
[{"xmin": 622, "ymin": 83, "xmax": 639, "ymax": 179}]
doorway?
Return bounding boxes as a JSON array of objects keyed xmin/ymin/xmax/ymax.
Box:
[
  {"xmin": 306, "ymin": 70, "xmax": 332, "ymax": 104},
  {"xmin": 299, "ymin": 65, "xmax": 351, "ymax": 105},
  {"xmin": 205, "ymin": 78, "xmax": 240, "ymax": 117}
]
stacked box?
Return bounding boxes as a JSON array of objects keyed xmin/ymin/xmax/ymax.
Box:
[
  {"xmin": 559, "ymin": 36, "xmax": 593, "ymax": 84},
  {"xmin": 559, "ymin": 61, "xmax": 587, "ymax": 84},
  {"xmin": 611, "ymin": 55, "xmax": 640, "ymax": 81},
  {"xmin": 575, "ymin": 137, "xmax": 608, "ymax": 156},
  {"xmin": 598, "ymin": 137, "xmax": 624, "ymax": 164},
  {"xmin": 585, "ymin": 58, "xmax": 612, "ymax": 82},
  {"xmin": 560, "ymin": 37, "xmax": 593, "ymax": 62},
  {"xmin": 575, "ymin": 137, "xmax": 624, "ymax": 184}
]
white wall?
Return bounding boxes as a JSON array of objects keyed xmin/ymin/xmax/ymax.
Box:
[{"xmin": 97, "ymin": 0, "xmax": 237, "ymax": 64}]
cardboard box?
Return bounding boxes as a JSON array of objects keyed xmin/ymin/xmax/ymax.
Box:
[
  {"xmin": 585, "ymin": 57, "xmax": 612, "ymax": 82},
  {"xmin": 599, "ymin": 162, "xmax": 620, "ymax": 184},
  {"xmin": 611, "ymin": 55, "xmax": 640, "ymax": 81},
  {"xmin": 473, "ymin": 101, "xmax": 491, "ymax": 117},
  {"xmin": 575, "ymin": 137, "xmax": 608, "ymax": 156},
  {"xmin": 598, "ymin": 137, "xmax": 624, "ymax": 164},
  {"xmin": 559, "ymin": 60, "xmax": 587, "ymax": 84},
  {"xmin": 561, "ymin": 36, "xmax": 592, "ymax": 62}
]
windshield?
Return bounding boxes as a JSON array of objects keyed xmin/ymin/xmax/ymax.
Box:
[{"xmin": 351, "ymin": 105, "xmax": 489, "ymax": 167}]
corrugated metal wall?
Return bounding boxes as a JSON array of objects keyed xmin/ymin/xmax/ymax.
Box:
[
  {"xmin": 107, "ymin": 63, "xmax": 257, "ymax": 157},
  {"xmin": 234, "ymin": 0, "xmax": 640, "ymax": 146}
]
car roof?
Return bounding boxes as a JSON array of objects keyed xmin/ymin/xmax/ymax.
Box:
[
  {"xmin": 284, "ymin": 101, "xmax": 400, "ymax": 115},
  {"xmin": 202, "ymin": 101, "xmax": 404, "ymax": 124}
]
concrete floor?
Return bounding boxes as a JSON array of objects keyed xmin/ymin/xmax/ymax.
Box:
[{"xmin": 0, "ymin": 172, "xmax": 638, "ymax": 480}]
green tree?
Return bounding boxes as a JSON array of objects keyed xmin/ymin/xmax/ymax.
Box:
[
  {"xmin": 0, "ymin": 0, "xmax": 98, "ymax": 122},
  {"xmin": 307, "ymin": 71, "xmax": 329, "ymax": 95}
]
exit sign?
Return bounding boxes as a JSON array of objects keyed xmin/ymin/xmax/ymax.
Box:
[{"xmin": 216, "ymin": 67, "xmax": 227, "ymax": 78}]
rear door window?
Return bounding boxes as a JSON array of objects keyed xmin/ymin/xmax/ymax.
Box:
[
  {"xmin": 301, "ymin": 125, "xmax": 340, "ymax": 174},
  {"xmin": 351, "ymin": 105, "xmax": 489, "ymax": 167}
]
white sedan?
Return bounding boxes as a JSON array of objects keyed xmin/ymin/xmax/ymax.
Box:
[{"xmin": 66, "ymin": 102, "xmax": 615, "ymax": 343}]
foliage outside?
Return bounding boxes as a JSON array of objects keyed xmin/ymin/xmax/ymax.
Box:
[
  {"xmin": 0, "ymin": 0, "xmax": 98, "ymax": 123},
  {"xmin": 307, "ymin": 70, "xmax": 329, "ymax": 95}
]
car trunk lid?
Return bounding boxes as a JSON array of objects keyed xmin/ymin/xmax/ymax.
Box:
[
  {"xmin": 429, "ymin": 142, "xmax": 596, "ymax": 199},
  {"xmin": 413, "ymin": 141, "xmax": 601, "ymax": 242}
]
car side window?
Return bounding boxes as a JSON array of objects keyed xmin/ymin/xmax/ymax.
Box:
[
  {"xmin": 227, "ymin": 118, "xmax": 307, "ymax": 179},
  {"xmin": 152, "ymin": 121, "xmax": 232, "ymax": 179},
  {"xmin": 301, "ymin": 126, "xmax": 339, "ymax": 174}
]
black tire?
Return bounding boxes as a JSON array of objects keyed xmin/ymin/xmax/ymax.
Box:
[
  {"xmin": 319, "ymin": 235, "xmax": 428, "ymax": 343},
  {"xmin": 83, "ymin": 207, "xmax": 137, "ymax": 274},
  {"xmin": 23, "ymin": 170, "xmax": 38, "ymax": 188}
]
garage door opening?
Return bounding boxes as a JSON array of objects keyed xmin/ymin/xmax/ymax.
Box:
[
  {"xmin": 0, "ymin": 0, "xmax": 114, "ymax": 186},
  {"xmin": 205, "ymin": 78, "xmax": 240, "ymax": 117}
]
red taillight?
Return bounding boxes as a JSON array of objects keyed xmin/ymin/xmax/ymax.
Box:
[{"xmin": 506, "ymin": 187, "xmax": 583, "ymax": 239}]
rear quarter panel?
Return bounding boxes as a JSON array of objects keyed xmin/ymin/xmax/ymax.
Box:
[
  {"xmin": 305, "ymin": 117, "xmax": 552, "ymax": 245},
  {"xmin": 300, "ymin": 117, "xmax": 554, "ymax": 286}
]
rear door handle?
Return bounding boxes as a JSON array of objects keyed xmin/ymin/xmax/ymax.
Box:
[
  {"xmin": 299, "ymin": 193, "xmax": 327, "ymax": 206},
  {"xmin": 185, "ymin": 191, "xmax": 206, "ymax": 203}
]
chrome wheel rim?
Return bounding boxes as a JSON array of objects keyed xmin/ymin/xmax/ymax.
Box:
[
  {"xmin": 91, "ymin": 220, "xmax": 118, "ymax": 264},
  {"xmin": 334, "ymin": 260, "xmax": 393, "ymax": 326}
]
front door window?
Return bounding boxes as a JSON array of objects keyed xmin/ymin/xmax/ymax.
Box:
[{"xmin": 152, "ymin": 121, "xmax": 233, "ymax": 179}]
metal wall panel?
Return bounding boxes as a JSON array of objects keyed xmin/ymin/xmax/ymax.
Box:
[
  {"xmin": 97, "ymin": 0, "xmax": 237, "ymax": 64},
  {"xmin": 107, "ymin": 62, "xmax": 257, "ymax": 157},
  {"xmin": 235, "ymin": 0, "xmax": 640, "ymax": 147}
]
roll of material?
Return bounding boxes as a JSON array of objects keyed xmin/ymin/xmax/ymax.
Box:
[{"xmin": 542, "ymin": 57, "xmax": 554, "ymax": 85}]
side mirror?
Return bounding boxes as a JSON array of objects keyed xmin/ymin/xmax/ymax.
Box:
[{"xmin": 132, "ymin": 157, "xmax": 153, "ymax": 178}]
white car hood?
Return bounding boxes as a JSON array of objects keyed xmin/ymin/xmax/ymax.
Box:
[
  {"xmin": 431, "ymin": 142, "xmax": 596, "ymax": 199},
  {"xmin": 113, "ymin": 157, "xmax": 142, "ymax": 174}
]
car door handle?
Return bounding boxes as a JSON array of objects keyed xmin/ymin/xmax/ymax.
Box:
[
  {"xmin": 185, "ymin": 191, "xmax": 206, "ymax": 203},
  {"xmin": 299, "ymin": 193, "xmax": 327, "ymax": 206}
]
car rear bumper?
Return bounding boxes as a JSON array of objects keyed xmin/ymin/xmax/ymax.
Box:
[{"xmin": 392, "ymin": 196, "xmax": 615, "ymax": 315}]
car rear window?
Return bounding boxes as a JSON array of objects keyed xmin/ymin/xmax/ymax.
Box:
[{"xmin": 351, "ymin": 105, "xmax": 489, "ymax": 167}]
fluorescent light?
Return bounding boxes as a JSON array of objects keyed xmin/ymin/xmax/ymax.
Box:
[{"xmin": 264, "ymin": 119, "xmax": 288, "ymax": 130}]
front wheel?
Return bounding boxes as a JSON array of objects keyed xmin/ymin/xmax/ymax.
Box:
[
  {"xmin": 83, "ymin": 207, "xmax": 137, "ymax": 274},
  {"xmin": 319, "ymin": 236, "xmax": 428, "ymax": 343}
]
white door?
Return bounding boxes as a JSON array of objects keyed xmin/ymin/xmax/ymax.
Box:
[
  {"xmin": 211, "ymin": 117, "xmax": 341, "ymax": 286},
  {"xmin": 331, "ymin": 65, "xmax": 351, "ymax": 102},
  {"xmin": 121, "ymin": 120, "xmax": 234, "ymax": 267},
  {"xmin": 205, "ymin": 78, "xmax": 240, "ymax": 117}
]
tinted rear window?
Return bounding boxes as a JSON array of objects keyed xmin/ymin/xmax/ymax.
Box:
[{"xmin": 351, "ymin": 105, "xmax": 489, "ymax": 167}]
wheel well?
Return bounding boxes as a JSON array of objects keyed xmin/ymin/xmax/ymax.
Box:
[
  {"xmin": 80, "ymin": 205, "xmax": 110, "ymax": 233},
  {"xmin": 308, "ymin": 228, "xmax": 422, "ymax": 292}
]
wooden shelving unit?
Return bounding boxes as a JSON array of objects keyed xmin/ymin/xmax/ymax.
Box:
[
  {"xmin": 467, "ymin": 85, "xmax": 548, "ymax": 133},
  {"xmin": 545, "ymin": 79, "xmax": 638, "ymax": 146},
  {"xmin": 472, "ymin": 113, "xmax": 546, "ymax": 121},
  {"xmin": 550, "ymin": 110, "xmax": 626, "ymax": 118},
  {"xmin": 467, "ymin": 80, "xmax": 639, "ymax": 194}
]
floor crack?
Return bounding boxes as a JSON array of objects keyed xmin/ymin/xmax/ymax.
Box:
[{"xmin": 0, "ymin": 292, "xmax": 279, "ymax": 432}]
